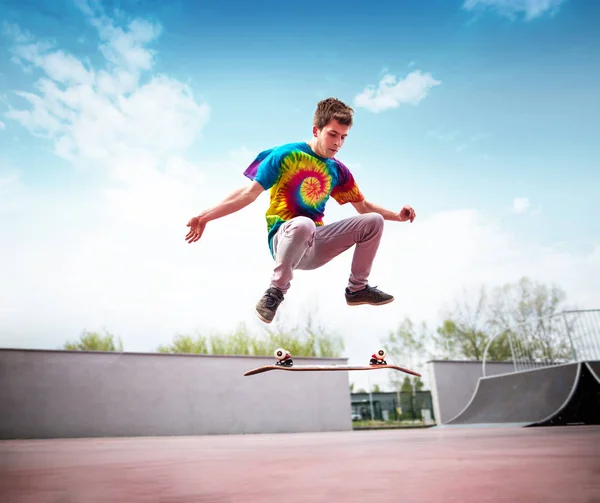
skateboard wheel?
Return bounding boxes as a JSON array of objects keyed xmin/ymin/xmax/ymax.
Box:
[
  {"xmin": 374, "ymin": 348, "xmax": 387, "ymax": 360},
  {"xmin": 274, "ymin": 348, "xmax": 289, "ymax": 360}
]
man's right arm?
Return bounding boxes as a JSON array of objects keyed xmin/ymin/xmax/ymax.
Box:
[
  {"xmin": 186, "ymin": 148, "xmax": 281, "ymax": 243},
  {"xmin": 196, "ymin": 180, "xmax": 265, "ymax": 224}
]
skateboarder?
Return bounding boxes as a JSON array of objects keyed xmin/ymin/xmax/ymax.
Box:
[{"xmin": 185, "ymin": 97, "xmax": 416, "ymax": 323}]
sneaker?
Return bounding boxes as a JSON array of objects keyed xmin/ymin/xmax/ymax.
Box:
[
  {"xmin": 255, "ymin": 287, "xmax": 284, "ymax": 323},
  {"xmin": 345, "ymin": 285, "xmax": 394, "ymax": 306}
]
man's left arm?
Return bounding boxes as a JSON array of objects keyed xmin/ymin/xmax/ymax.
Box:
[
  {"xmin": 351, "ymin": 199, "xmax": 416, "ymax": 223},
  {"xmin": 331, "ymin": 159, "xmax": 416, "ymax": 223}
]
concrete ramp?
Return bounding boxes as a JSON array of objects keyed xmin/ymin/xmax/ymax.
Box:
[
  {"xmin": 444, "ymin": 361, "xmax": 600, "ymax": 427},
  {"xmin": 587, "ymin": 361, "xmax": 600, "ymax": 382}
]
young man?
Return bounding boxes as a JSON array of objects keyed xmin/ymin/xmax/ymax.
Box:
[{"xmin": 185, "ymin": 98, "xmax": 416, "ymax": 324}]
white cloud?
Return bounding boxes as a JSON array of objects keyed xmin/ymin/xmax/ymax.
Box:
[
  {"xmin": 509, "ymin": 197, "xmax": 542, "ymax": 216},
  {"xmin": 512, "ymin": 197, "xmax": 530, "ymax": 213},
  {"xmin": 3, "ymin": 6, "xmax": 209, "ymax": 167},
  {"xmin": 0, "ymin": 2, "xmax": 216, "ymax": 344},
  {"xmin": 462, "ymin": 0, "xmax": 567, "ymax": 20},
  {"xmin": 354, "ymin": 70, "xmax": 441, "ymax": 113},
  {"xmin": 0, "ymin": 120, "xmax": 5, "ymax": 130}
]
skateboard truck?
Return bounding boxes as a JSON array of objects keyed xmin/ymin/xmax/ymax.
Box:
[
  {"xmin": 244, "ymin": 346, "xmax": 420, "ymax": 377},
  {"xmin": 274, "ymin": 347, "xmax": 293, "ymax": 367},
  {"xmin": 274, "ymin": 347, "xmax": 387, "ymax": 366},
  {"xmin": 370, "ymin": 348, "xmax": 387, "ymax": 366}
]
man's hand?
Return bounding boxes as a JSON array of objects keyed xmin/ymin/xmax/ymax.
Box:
[
  {"xmin": 183, "ymin": 182, "xmax": 265, "ymax": 245},
  {"xmin": 399, "ymin": 205, "xmax": 416, "ymax": 223},
  {"xmin": 185, "ymin": 216, "xmax": 206, "ymax": 243}
]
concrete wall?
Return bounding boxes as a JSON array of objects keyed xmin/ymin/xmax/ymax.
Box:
[
  {"xmin": 0, "ymin": 349, "xmax": 353, "ymax": 439},
  {"xmin": 428, "ymin": 360, "xmax": 517, "ymax": 424}
]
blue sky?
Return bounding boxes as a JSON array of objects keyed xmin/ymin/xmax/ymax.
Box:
[
  {"xmin": 2, "ymin": 0, "xmax": 598, "ymax": 245},
  {"xmin": 0, "ymin": 0, "xmax": 598, "ymax": 391}
]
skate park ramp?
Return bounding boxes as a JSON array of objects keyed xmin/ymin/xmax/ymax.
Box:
[{"xmin": 443, "ymin": 361, "xmax": 600, "ymax": 427}]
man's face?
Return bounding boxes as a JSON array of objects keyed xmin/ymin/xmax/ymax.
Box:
[{"xmin": 313, "ymin": 119, "xmax": 350, "ymax": 158}]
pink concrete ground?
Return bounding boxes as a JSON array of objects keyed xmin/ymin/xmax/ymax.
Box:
[{"xmin": 1, "ymin": 426, "xmax": 599, "ymax": 503}]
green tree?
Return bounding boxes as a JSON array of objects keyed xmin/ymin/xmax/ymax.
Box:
[
  {"xmin": 157, "ymin": 305, "xmax": 344, "ymax": 358},
  {"xmin": 413, "ymin": 376, "xmax": 424, "ymax": 391},
  {"xmin": 399, "ymin": 375, "xmax": 423, "ymax": 394},
  {"xmin": 400, "ymin": 376, "xmax": 413, "ymax": 392},
  {"xmin": 380, "ymin": 276, "xmax": 573, "ymax": 366},
  {"xmin": 433, "ymin": 284, "xmax": 512, "ymax": 360},
  {"xmin": 157, "ymin": 331, "xmax": 208, "ymax": 354},
  {"xmin": 486, "ymin": 277, "xmax": 572, "ymax": 363},
  {"xmin": 63, "ymin": 329, "xmax": 123, "ymax": 352},
  {"xmin": 432, "ymin": 277, "xmax": 573, "ymax": 363},
  {"xmin": 385, "ymin": 317, "xmax": 428, "ymax": 364},
  {"xmin": 382, "ymin": 317, "xmax": 431, "ymax": 391},
  {"xmin": 435, "ymin": 319, "xmax": 490, "ymax": 360}
]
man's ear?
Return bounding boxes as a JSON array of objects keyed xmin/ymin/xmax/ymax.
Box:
[{"xmin": 312, "ymin": 125, "xmax": 318, "ymax": 137}]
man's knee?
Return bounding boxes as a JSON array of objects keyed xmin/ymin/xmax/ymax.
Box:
[
  {"xmin": 284, "ymin": 216, "xmax": 316, "ymax": 240},
  {"xmin": 360, "ymin": 212, "xmax": 384, "ymax": 233}
]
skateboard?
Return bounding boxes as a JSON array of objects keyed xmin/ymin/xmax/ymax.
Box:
[{"xmin": 244, "ymin": 347, "xmax": 421, "ymax": 377}]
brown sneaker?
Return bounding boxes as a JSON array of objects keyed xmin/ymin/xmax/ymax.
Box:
[
  {"xmin": 255, "ymin": 287, "xmax": 284, "ymax": 323},
  {"xmin": 345, "ymin": 285, "xmax": 394, "ymax": 306}
]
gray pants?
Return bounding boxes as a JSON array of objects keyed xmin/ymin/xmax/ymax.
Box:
[{"xmin": 270, "ymin": 212, "xmax": 385, "ymax": 294}]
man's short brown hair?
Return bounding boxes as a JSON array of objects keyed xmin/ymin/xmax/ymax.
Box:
[{"xmin": 313, "ymin": 97, "xmax": 354, "ymax": 129}]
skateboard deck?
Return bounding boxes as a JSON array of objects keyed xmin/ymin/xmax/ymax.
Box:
[{"xmin": 244, "ymin": 363, "xmax": 421, "ymax": 377}]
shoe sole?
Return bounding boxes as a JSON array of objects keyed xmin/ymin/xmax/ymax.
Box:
[
  {"xmin": 255, "ymin": 309, "xmax": 273, "ymax": 324},
  {"xmin": 346, "ymin": 297, "xmax": 395, "ymax": 306}
]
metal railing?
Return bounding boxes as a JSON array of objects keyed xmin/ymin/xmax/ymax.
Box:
[{"xmin": 482, "ymin": 309, "xmax": 600, "ymax": 377}]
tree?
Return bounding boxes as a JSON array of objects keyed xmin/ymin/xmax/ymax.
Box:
[
  {"xmin": 380, "ymin": 276, "xmax": 573, "ymax": 366},
  {"xmin": 63, "ymin": 329, "xmax": 123, "ymax": 352},
  {"xmin": 157, "ymin": 305, "xmax": 345, "ymax": 358},
  {"xmin": 156, "ymin": 331, "xmax": 208, "ymax": 354},
  {"xmin": 414, "ymin": 376, "xmax": 424, "ymax": 391},
  {"xmin": 435, "ymin": 319, "xmax": 485, "ymax": 360},
  {"xmin": 486, "ymin": 277, "xmax": 573, "ymax": 364},
  {"xmin": 432, "ymin": 277, "xmax": 573, "ymax": 363},
  {"xmin": 400, "ymin": 376, "xmax": 413, "ymax": 393},
  {"xmin": 434, "ymin": 285, "xmax": 501, "ymax": 360},
  {"xmin": 385, "ymin": 317, "xmax": 429, "ymax": 364},
  {"xmin": 382, "ymin": 317, "xmax": 431, "ymax": 391},
  {"xmin": 399, "ymin": 375, "xmax": 423, "ymax": 394}
]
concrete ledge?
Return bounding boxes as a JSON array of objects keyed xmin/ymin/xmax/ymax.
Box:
[{"xmin": 0, "ymin": 348, "xmax": 353, "ymax": 439}]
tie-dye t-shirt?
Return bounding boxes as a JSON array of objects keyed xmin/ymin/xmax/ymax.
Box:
[{"xmin": 243, "ymin": 142, "xmax": 365, "ymax": 255}]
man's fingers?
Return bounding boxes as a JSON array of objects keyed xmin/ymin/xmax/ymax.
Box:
[
  {"xmin": 400, "ymin": 206, "xmax": 416, "ymax": 223},
  {"xmin": 185, "ymin": 226, "xmax": 197, "ymax": 241},
  {"xmin": 185, "ymin": 225, "xmax": 204, "ymax": 243}
]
